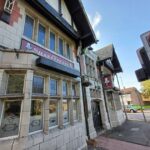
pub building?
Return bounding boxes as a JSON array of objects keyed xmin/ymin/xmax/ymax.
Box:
[
  {"xmin": 0, "ymin": 0, "xmax": 96, "ymax": 150},
  {"xmin": 96, "ymin": 44, "xmax": 126, "ymax": 127}
]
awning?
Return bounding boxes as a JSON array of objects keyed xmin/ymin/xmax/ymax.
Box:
[{"xmin": 36, "ymin": 57, "xmax": 80, "ymax": 78}]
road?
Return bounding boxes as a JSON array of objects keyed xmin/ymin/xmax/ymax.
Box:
[{"xmin": 127, "ymin": 110, "xmax": 150, "ymax": 122}]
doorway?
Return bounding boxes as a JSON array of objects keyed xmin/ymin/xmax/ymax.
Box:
[{"xmin": 91, "ymin": 101, "xmax": 103, "ymax": 133}]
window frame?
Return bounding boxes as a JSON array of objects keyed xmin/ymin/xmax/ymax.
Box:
[
  {"xmin": 23, "ymin": 14, "xmax": 35, "ymax": 40},
  {"xmin": 6, "ymin": 74, "xmax": 25, "ymax": 95},
  {"xmin": 50, "ymin": 78, "xmax": 58, "ymax": 96},
  {"xmin": 0, "ymin": 100, "xmax": 22, "ymax": 139},
  {"xmin": 37, "ymin": 23, "xmax": 46, "ymax": 46},
  {"xmin": 73, "ymin": 99, "xmax": 79, "ymax": 121},
  {"xmin": 32, "ymin": 75, "xmax": 45, "ymax": 94},
  {"xmin": 58, "ymin": 37, "xmax": 64, "ymax": 56},
  {"xmin": 62, "ymin": 99, "xmax": 70, "ymax": 125},
  {"xmin": 66, "ymin": 43, "xmax": 71, "ymax": 59},
  {"xmin": 49, "ymin": 31, "xmax": 56, "ymax": 52},
  {"xmin": 49, "ymin": 99, "xmax": 59, "ymax": 128},
  {"xmin": 62, "ymin": 80, "xmax": 68, "ymax": 97},
  {"xmin": 29, "ymin": 99, "xmax": 44, "ymax": 134}
]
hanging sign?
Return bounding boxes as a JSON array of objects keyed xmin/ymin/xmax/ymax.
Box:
[
  {"xmin": 103, "ymin": 75, "xmax": 113, "ymax": 89},
  {"xmin": 4, "ymin": 0, "xmax": 16, "ymax": 14}
]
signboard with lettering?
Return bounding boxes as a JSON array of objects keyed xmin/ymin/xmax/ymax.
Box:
[
  {"xmin": 20, "ymin": 39, "xmax": 74, "ymax": 68},
  {"xmin": 103, "ymin": 75, "xmax": 113, "ymax": 89}
]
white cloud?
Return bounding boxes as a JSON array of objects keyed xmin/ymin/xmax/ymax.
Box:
[
  {"xmin": 95, "ymin": 30, "xmax": 101, "ymax": 40},
  {"xmin": 88, "ymin": 12, "xmax": 102, "ymax": 40},
  {"xmin": 92, "ymin": 12, "xmax": 102, "ymax": 30}
]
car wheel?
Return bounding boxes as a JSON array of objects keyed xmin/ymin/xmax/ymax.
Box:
[{"xmin": 130, "ymin": 110, "xmax": 134, "ymax": 113}]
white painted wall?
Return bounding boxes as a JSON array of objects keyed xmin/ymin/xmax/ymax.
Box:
[{"xmin": 45, "ymin": 0, "xmax": 59, "ymax": 12}]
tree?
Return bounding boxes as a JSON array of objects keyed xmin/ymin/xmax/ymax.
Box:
[{"xmin": 141, "ymin": 80, "xmax": 150, "ymax": 98}]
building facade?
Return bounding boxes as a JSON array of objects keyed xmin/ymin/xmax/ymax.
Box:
[
  {"xmin": 96, "ymin": 44, "xmax": 126, "ymax": 127},
  {"xmin": 80, "ymin": 51, "xmax": 111, "ymax": 139},
  {"xmin": 0, "ymin": 0, "xmax": 96, "ymax": 150},
  {"xmin": 121, "ymin": 87, "xmax": 143, "ymax": 106}
]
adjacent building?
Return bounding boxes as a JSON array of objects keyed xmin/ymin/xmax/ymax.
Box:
[
  {"xmin": 80, "ymin": 50, "xmax": 111, "ymax": 139},
  {"xmin": 121, "ymin": 87, "xmax": 143, "ymax": 106},
  {"xmin": 96, "ymin": 44, "xmax": 126, "ymax": 127},
  {"xmin": 0, "ymin": 0, "xmax": 96, "ymax": 150}
]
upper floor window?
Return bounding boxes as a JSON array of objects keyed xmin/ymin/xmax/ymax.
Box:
[
  {"xmin": 32, "ymin": 76, "xmax": 44, "ymax": 94},
  {"xmin": 49, "ymin": 32, "xmax": 56, "ymax": 51},
  {"xmin": 62, "ymin": 81, "xmax": 67, "ymax": 96},
  {"xmin": 7, "ymin": 75, "xmax": 24, "ymax": 94},
  {"xmin": 50, "ymin": 79, "xmax": 57, "ymax": 96},
  {"xmin": 23, "ymin": 15, "xmax": 34, "ymax": 39},
  {"xmin": 58, "ymin": 38, "xmax": 63, "ymax": 56},
  {"xmin": 66, "ymin": 44, "xmax": 71, "ymax": 59},
  {"xmin": 38, "ymin": 24, "xmax": 46, "ymax": 46}
]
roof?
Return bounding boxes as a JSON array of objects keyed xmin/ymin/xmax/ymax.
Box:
[
  {"xmin": 95, "ymin": 44, "xmax": 123, "ymax": 73},
  {"xmin": 26, "ymin": 0, "xmax": 96, "ymax": 48}
]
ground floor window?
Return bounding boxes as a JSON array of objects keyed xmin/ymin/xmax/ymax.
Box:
[
  {"xmin": 0, "ymin": 100, "xmax": 21, "ymax": 138},
  {"xmin": 63, "ymin": 100, "xmax": 69, "ymax": 124},
  {"xmin": 73, "ymin": 100, "xmax": 79, "ymax": 121},
  {"xmin": 49, "ymin": 100, "xmax": 58, "ymax": 127},
  {"xmin": 29, "ymin": 100, "xmax": 43, "ymax": 133}
]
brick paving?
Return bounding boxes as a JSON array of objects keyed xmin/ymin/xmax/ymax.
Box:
[{"xmin": 92, "ymin": 136, "xmax": 150, "ymax": 150}]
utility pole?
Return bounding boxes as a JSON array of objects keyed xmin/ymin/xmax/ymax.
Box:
[
  {"xmin": 116, "ymin": 74, "xmax": 128, "ymax": 120},
  {"xmin": 136, "ymin": 89, "xmax": 147, "ymax": 122}
]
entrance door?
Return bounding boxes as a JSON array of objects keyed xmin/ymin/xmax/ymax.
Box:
[{"xmin": 91, "ymin": 101, "xmax": 103, "ymax": 132}]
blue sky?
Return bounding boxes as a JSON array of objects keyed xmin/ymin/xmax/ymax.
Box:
[{"xmin": 82, "ymin": 0, "xmax": 150, "ymax": 90}]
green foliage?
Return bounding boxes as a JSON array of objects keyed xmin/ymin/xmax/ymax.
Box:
[{"xmin": 141, "ymin": 80, "xmax": 150, "ymax": 98}]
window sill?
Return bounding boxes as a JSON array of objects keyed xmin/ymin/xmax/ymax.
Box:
[
  {"xmin": 29, "ymin": 130, "xmax": 43, "ymax": 135},
  {"xmin": 49, "ymin": 125, "xmax": 58, "ymax": 130},
  {"xmin": 50, "ymin": 95, "xmax": 61, "ymax": 99},
  {"xmin": 0, "ymin": 135, "xmax": 18, "ymax": 141},
  {"xmin": 0, "ymin": 94, "xmax": 24, "ymax": 99},
  {"xmin": 73, "ymin": 96, "xmax": 80, "ymax": 99},
  {"xmin": 32, "ymin": 94, "xmax": 48, "ymax": 99}
]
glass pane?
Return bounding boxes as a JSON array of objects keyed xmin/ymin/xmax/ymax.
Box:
[
  {"xmin": 32, "ymin": 76, "xmax": 44, "ymax": 94},
  {"xmin": 7, "ymin": 75, "xmax": 24, "ymax": 94},
  {"xmin": 0, "ymin": 101, "xmax": 21, "ymax": 138},
  {"xmin": 50, "ymin": 32, "xmax": 55, "ymax": 51},
  {"xmin": 58, "ymin": 38, "xmax": 63, "ymax": 55},
  {"xmin": 49, "ymin": 101, "xmax": 58, "ymax": 127},
  {"xmin": 38, "ymin": 24, "xmax": 45, "ymax": 46},
  {"xmin": 63, "ymin": 81, "xmax": 67, "ymax": 96},
  {"xmin": 63, "ymin": 100, "xmax": 69, "ymax": 124},
  {"xmin": 50, "ymin": 79, "xmax": 57, "ymax": 96},
  {"xmin": 72, "ymin": 84, "xmax": 76, "ymax": 96},
  {"xmin": 73, "ymin": 100, "xmax": 78, "ymax": 120},
  {"xmin": 66, "ymin": 44, "xmax": 70, "ymax": 59},
  {"xmin": 29, "ymin": 100, "xmax": 43, "ymax": 132},
  {"xmin": 23, "ymin": 15, "xmax": 34, "ymax": 39}
]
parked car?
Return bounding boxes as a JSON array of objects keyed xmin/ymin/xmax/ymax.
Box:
[{"xmin": 124, "ymin": 105, "xmax": 138, "ymax": 113}]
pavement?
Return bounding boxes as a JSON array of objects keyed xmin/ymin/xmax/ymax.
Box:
[
  {"xmin": 88, "ymin": 136, "xmax": 150, "ymax": 150},
  {"xmin": 127, "ymin": 111, "xmax": 150, "ymax": 122},
  {"xmin": 88, "ymin": 120, "xmax": 150, "ymax": 150}
]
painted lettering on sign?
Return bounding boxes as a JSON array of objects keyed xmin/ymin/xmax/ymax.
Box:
[{"xmin": 20, "ymin": 39, "xmax": 74, "ymax": 68}]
